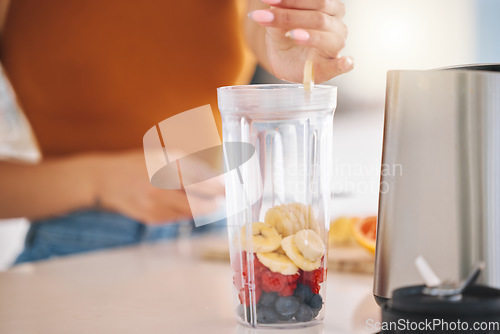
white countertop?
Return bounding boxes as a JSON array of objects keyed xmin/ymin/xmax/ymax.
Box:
[{"xmin": 0, "ymin": 236, "xmax": 380, "ymax": 334}]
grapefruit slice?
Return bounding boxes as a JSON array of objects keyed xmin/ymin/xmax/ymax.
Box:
[{"xmin": 352, "ymin": 216, "xmax": 377, "ymax": 254}]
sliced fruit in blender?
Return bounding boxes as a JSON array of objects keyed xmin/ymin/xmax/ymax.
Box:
[
  {"xmin": 281, "ymin": 235, "xmax": 322, "ymax": 271},
  {"xmin": 240, "ymin": 222, "xmax": 282, "ymax": 253},
  {"xmin": 260, "ymin": 270, "xmax": 288, "ymax": 292},
  {"xmin": 294, "ymin": 229, "xmax": 325, "ymax": 261},
  {"xmin": 256, "ymin": 252, "xmax": 299, "ymax": 275},
  {"xmin": 264, "ymin": 203, "xmax": 319, "ymax": 237}
]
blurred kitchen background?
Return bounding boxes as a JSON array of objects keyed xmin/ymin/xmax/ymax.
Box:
[{"xmin": 0, "ymin": 0, "xmax": 499, "ymax": 270}]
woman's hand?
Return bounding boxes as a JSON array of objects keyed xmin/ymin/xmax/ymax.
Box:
[
  {"xmin": 0, "ymin": 150, "xmax": 224, "ymax": 224},
  {"xmin": 94, "ymin": 150, "xmax": 224, "ymax": 225},
  {"xmin": 248, "ymin": 0, "xmax": 353, "ymax": 83}
]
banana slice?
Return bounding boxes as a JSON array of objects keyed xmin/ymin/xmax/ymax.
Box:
[
  {"xmin": 264, "ymin": 203, "xmax": 319, "ymax": 237},
  {"xmin": 294, "ymin": 229, "xmax": 325, "ymax": 262},
  {"xmin": 256, "ymin": 252, "xmax": 299, "ymax": 275},
  {"xmin": 303, "ymin": 59, "xmax": 315, "ymax": 91},
  {"xmin": 281, "ymin": 235, "xmax": 322, "ymax": 271},
  {"xmin": 240, "ymin": 222, "xmax": 282, "ymax": 253}
]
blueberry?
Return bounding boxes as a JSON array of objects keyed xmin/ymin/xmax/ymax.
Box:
[
  {"xmin": 257, "ymin": 306, "xmax": 279, "ymax": 324},
  {"xmin": 294, "ymin": 283, "xmax": 313, "ymax": 303},
  {"xmin": 259, "ymin": 291, "xmax": 278, "ymax": 308},
  {"xmin": 311, "ymin": 307, "xmax": 320, "ymax": 318},
  {"xmin": 306, "ymin": 293, "xmax": 323, "ymax": 311},
  {"xmin": 275, "ymin": 296, "xmax": 300, "ymax": 319},
  {"xmin": 277, "ymin": 312, "xmax": 294, "ymax": 321},
  {"xmin": 294, "ymin": 304, "xmax": 314, "ymax": 322}
]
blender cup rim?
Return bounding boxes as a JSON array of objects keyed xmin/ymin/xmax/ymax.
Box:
[
  {"xmin": 217, "ymin": 83, "xmax": 335, "ymax": 90},
  {"xmin": 217, "ymin": 84, "xmax": 337, "ymax": 114}
]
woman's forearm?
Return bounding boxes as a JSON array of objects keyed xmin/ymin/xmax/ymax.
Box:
[{"xmin": 0, "ymin": 155, "xmax": 97, "ymax": 220}]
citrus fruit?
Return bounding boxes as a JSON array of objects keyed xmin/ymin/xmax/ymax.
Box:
[
  {"xmin": 352, "ymin": 216, "xmax": 377, "ymax": 254},
  {"xmin": 329, "ymin": 217, "xmax": 357, "ymax": 246}
]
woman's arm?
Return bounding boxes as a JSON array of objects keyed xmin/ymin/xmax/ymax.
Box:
[
  {"xmin": 0, "ymin": 0, "xmax": 10, "ymax": 35},
  {"xmin": 0, "ymin": 151, "xmax": 224, "ymax": 223},
  {"xmin": 0, "ymin": 155, "xmax": 96, "ymax": 220},
  {"xmin": 244, "ymin": 0, "xmax": 353, "ymax": 83}
]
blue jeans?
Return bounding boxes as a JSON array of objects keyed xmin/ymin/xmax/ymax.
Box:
[{"xmin": 14, "ymin": 210, "xmax": 226, "ymax": 265}]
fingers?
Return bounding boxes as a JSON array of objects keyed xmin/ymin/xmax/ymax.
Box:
[
  {"xmin": 142, "ymin": 188, "xmax": 223, "ymax": 224},
  {"xmin": 285, "ymin": 28, "xmax": 345, "ymax": 59},
  {"xmin": 249, "ymin": 0, "xmax": 349, "ymax": 55},
  {"xmin": 182, "ymin": 177, "xmax": 225, "ymax": 198},
  {"xmin": 250, "ymin": 8, "xmax": 341, "ymax": 33},
  {"xmin": 317, "ymin": 56, "xmax": 354, "ymax": 80},
  {"xmin": 261, "ymin": 0, "xmax": 345, "ymax": 17},
  {"xmin": 183, "ymin": 195, "xmax": 222, "ymax": 217},
  {"xmin": 179, "ymin": 161, "xmax": 225, "ymax": 197}
]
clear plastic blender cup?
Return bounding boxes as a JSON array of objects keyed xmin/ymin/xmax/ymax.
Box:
[{"xmin": 217, "ymin": 84, "xmax": 337, "ymax": 328}]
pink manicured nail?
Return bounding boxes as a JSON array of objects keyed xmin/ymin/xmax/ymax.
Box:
[
  {"xmin": 261, "ymin": 0, "xmax": 281, "ymax": 4},
  {"xmin": 248, "ymin": 10, "xmax": 274, "ymax": 23},
  {"xmin": 341, "ymin": 56, "xmax": 354, "ymax": 71},
  {"xmin": 285, "ymin": 29, "xmax": 310, "ymax": 42}
]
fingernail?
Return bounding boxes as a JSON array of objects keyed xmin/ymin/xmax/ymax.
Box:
[
  {"xmin": 342, "ymin": 56, "xmax": 354, "ymax": 71},
  {"xmin": 285, "ymin": 29, "xmax": 310, "ymax": 42},
  {"xmin": 261, "ymin": 0, "xmax": 281, "ymax": 4},
  {"xmin": 248, "ymin": 10, "xmax": 274, "ymax": 23}
]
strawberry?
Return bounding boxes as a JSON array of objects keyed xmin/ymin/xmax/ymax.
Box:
[{"xmin": 260, "ymin": 270, "xmax": 287, "ymax": 293}]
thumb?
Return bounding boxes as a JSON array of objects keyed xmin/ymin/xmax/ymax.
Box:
[{"xmin": 319, "ymin": 56, "xmax": 354, "ymax": 82}]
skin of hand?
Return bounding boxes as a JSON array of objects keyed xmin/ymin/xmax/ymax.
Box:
[
  {"xmin": 94, "ymin": 150, "xmax": 225, "ymax": 225},
  {"xmin": 246, "ymin": 0, "xmax": 353, "ymax": 83},
  {"xmin": 0, "ymin": 150, "xmax": 225, "ymax": 225}
]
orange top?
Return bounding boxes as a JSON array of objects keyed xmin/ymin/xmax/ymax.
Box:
[{"xmin": 0, "ymin": 0, "xmax": 254, "ymax": 157}]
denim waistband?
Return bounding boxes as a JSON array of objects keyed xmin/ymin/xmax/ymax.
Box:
[{"xmin": 14, "ymin": 209, "xmax": 226, "ymax": 265}]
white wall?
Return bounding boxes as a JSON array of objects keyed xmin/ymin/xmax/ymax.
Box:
[
  {"xmin": 329, "ymin": 0, "xmax": 478, "ymax": 108},
  {"xmin": 0, "ymin": 218, "xmax": 28, "ymax": 270}
]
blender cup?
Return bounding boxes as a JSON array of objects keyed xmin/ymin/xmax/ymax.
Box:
[{"xmin": 217, "ymin": 84, "xmax": 337, "ymax": 328}]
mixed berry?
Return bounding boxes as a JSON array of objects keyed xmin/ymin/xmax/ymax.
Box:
[{"xmin": 233, "ymin": 252, "xmax": 325, "ymax": 324}]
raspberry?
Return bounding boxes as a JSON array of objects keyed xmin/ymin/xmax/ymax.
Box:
[
  {"xmin": 232, "ymin": 252, "xmax": 248, "ymax": 277},
  {"xmin": 234, "ymin": 251, "xmax": 303, "ymax": 305},
  {"xmin": 308, "ymin": 282, "xmax": 321, "ymax": 294},
  {"xmin": 253, "ymin": 256, "xmax": 268, "ymax": 277},
  {"xmin": 238, "ymin": 284, "xmax": 262, "ymax": 306},
  {"xmin": 233, "ymin": 271, "xmax": 248, "ymax": 291},
  {"xmin": 278, "ymin": 282, "xmax": 296, "ymax": 296},
  {"xmin": 238, "ymin": 288, "xmax": 250, "ymax": 306},
  {"xmin": 300, "ymin": 267, "xmax": 326, "ymax": 294},
  {"xmin": 287, "ymin": 272, "xmax": 300, "ymax": 284},
  {"xmin": 261, "ymin": 271, "xmax": 287, "ymax": 293}
]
